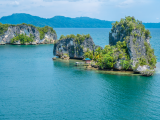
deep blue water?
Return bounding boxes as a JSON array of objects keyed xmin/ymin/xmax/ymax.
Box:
[{"xmin": 0, "ymin": 28, "xmax": 160, "ymax": 119}]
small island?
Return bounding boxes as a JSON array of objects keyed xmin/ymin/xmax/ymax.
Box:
[
  {"xmin": 53, "ymin": 16, "xmax": 157, "ymax": 76},
  {"xmin": 0, "ymin": 23, "xmax": 57, "ymax": 45}
]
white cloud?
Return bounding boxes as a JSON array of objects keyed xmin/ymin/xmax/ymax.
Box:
[
  {"xmin": 116, "ymin": 0, "xmax": 134, "ymax": 8},
  {"xmin": 13, "ymin": 1, "xmax": 19, "ymax": 5},
  {"xmin": 0, "ymin": 0, "xmax": 20, "ymax": 6}
]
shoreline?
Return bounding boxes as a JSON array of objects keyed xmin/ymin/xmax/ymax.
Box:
[{"xmin": 53, "ymin": 58, "xmax": 140, "ymax": 76}]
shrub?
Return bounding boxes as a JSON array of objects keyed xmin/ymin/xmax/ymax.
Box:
[
  {"xmin": 85, "ymin": 34, "xmax": 90, "ymax": 39},
  {"xmin": 60, "ymin": 35, "xmax": 65, "ymax": 40},
  {"xmin": 88, "ymin": 41, "xmax": 130, "ymax": 69},
  {"xmin": 119, "ymin": 53, "xmax": 123, "ymax": 59},
  {"xmin": 120, "ymin": 60, "xmax": 131, "ymax": 70},
  {"xmin": 37, "ymin": 26, "xmax": 56, "ymax": 39},
  {"xmin": 144, "ymin": 42, "xmax": 157, "ymax": 68},
  {"xmin": 0, "ymin": 23, "xmax": 10, "ymax": 36},
  {"xmin": 145, "ymin": 29, "xmax": 151, "ymax": 38},
  {"xmin": 58, "ymin": 34, "xmax": 90, "ymax": 44},
  {"xmin": 10, "ymin": 34, "xmax": 34, "ymax": 44},
  {"xmin": 111, "ymin": 16, "xmax": 146, "ymax": 36},
  {"xmin": 96, "ymin": 53, "xmax": 115, "ymax": 69},
  {"xmin": 84, "ymin": 49, "xmax": 94, "ymax": 60},
  {"xmin": 138, "ymin": 56, "xmax": 147, "ymax": 66}
]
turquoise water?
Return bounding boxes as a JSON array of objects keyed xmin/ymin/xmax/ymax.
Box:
[{"xmin": 0, "ymin": 28, "xmax": 160, "ymax": 119}]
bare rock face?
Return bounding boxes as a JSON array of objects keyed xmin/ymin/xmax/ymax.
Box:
[
  {"xmin": 0, "ymin": 24, "xmax": 57, "ymax": 45},
  {"xmin": 38, "ymin": 31, "xmax": 57, "ymax": 44},
  {"xmin": 134, "ymin": 65, "xmax": 154, "ymax": 76},
  {"xmin": 113, "ymin": 59, "xmax": 123, "ymax": 70},
  {"xmin": 53, "ymin": 36, "xmax": 101, "ymax": 59},
  {"xmin": 134, "ymin": 65, "xmax": 150, "ymax": 72}
]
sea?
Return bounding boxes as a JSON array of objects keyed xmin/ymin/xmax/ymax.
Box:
[{"xmin": 0, "ymin": 28, "xmax": 160, "ymax": 119}]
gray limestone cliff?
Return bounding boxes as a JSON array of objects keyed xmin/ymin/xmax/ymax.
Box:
[
  {"xmin": 109, "ymin": 17, "xmax": 156, "ymax": 75},
  {"xmin": 109, "ymin": 26, "xmax": 149, "ymax": 66},
  {"xmin": 53, "ymin": 34, "xmax": 101, "ymax": 59},
  {"xmin": 0, "ymin": 24, "xmax": 57, "ymax": 45}
]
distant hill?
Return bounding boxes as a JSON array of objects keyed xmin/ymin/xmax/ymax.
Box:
[
  {"xmin": 0, "ymin": 13, "xmax": 160, "ymax": 28},
  {"xmin": 0, "ymin": 13, "xmax": 113, "ymax": 28}
]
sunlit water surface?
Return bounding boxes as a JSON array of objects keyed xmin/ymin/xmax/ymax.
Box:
[{"xmin": 0, "ymin": 28, "xmax": 160, "ymax": 119}]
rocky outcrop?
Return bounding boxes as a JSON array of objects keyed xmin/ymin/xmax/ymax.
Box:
[
  {"xmin": 110, "ymin": 27, "xmax": 148, "ymax": 66},
  {"xmin": 38, "ymin": 31, "xmax": 57, "ymax": 44},
  {"xmin": 0, "ymin": 24, "xmax": 57, "ymax": 45},
  {"xmin": 134, "ymin": 65, "xmax": 154, "ymax": 76},
  {"xmin": 53, "ymin": 35, "xmax": 101, "ymax": 59},
  {"xmin": 113, "ymin": 59, "xmax": 123, "ymax": 70},
  {"xmin": 109, "ymin": 17, "xmax": 156, "ymax": 75}
]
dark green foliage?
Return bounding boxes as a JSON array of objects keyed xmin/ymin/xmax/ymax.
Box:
[
  {"xmin": 37, "ymin": 26, "xmax": 56, "ymax": 39},
  {"xmin": 86, "ymin": 34, "xmax": 90, "ymax": 39},
  {"xmin": 84, "ymin": 49, "xmax": 94, "ymax": 60},
  {"xmin": 60, "ymin": 35, "xmax": 65, "ymax": 40},
  {"xmin": 111, "ymin": 16, "xmax": 146, "ymax": 36},
  {"xmin": 96, "ymin": 45, "xmax": 117, "ymax": 69},
  {"xmin": 84, "ymin": 41, "xmax": 130, "ymax": 69},
  {"xmin": 10, "ymin": 34, "xmax": 34, "ymax": 44},
  {"xmin": 16, "ymin": 23, "xmax": 36, "ymax": 28},
  {"xmin": 144, "ymin": 42, "xmax": 157, "ymax": 68},
  {"xmin": 119, "ymin": 54, "xmax": 123, "ymax": 59},
  {"xmin": 0, "ymin": 23, "xmax": 9, "ymax": 36},
  {"xmin": 75, "ymin": 35, "xmax": 85, "ymax": 44},
  {"xmin": 145, "ymin": 29, "xmax": 151, "ymax": 38},
  {"xmin": 120, "ymin": 60, "xmax": 131, "ymax": 70},
  {"xmin": 97, "ymin": 53, "xmax": 115, "ymax": 69},
  {"xmin": 59, "ymin": 34, "xmax": 90, "ymax": 44},
  {"xmin": 138, "ymin": 56, "xmax": 147, "ymax": 66}
]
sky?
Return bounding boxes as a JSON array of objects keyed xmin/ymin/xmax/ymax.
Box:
[{"xmin": 0, "ymin": 0, "xmax": 159, "ymax": 23}]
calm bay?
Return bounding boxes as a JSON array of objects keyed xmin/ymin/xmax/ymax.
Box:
[{"xmin": 0, "ymin": 28, "xmax": 160, "ymax": 119}]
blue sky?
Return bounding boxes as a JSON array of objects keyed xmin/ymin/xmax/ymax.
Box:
[{"xmin": 0, "ymin": 0, "xmax": 159, "ymax": 23}]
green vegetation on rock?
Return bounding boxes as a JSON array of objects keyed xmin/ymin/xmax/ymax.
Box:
[
  {"xmin": 37, "ymin": 26, "xmax": 56, "ymax": 40},
  {"xmin": 59, "ymin": 34, "xmax": 90, "ymax": 44},
  {"xmin": 11, "ymin": 34, "xmax": 34, "ymax": 44},
  {"xmin": 84, "ymin": 41, "xmax": 131, "ymax": 69},
  {"xmin": 120, "ymin": 60, "xmax": 131, "ymax": 70},
  {"xmin": 84, "ymin": 16, "xmax": 156, "ymax": 71},
  {"xmin": 0, "ymin": 23, "xmax": 9, "ymax": 36},
  {"xmin": 111, "ymin": 16, "xmax": 151, "ymax": 37},
  {"xmin": 144, "ymin": 42, "xmax": 157, "ymax": 68},
  {"xmin": 110, "ymin": 16, "xmax": 156, "ymax": 70},
  {"xmin": 0, "ymin": 23, "xmax": 56, "ymax": 40},
  {"xmin": 84, "ymin": 48, "xmax": 94, "ymax": 60},
  {"xmin": 0, "ymin": 23, "xmax": 37, "ymax": 36}
]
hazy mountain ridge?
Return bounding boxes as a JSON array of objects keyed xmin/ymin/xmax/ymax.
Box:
[{"xmin": 0, "ymin": 13, "xmax": 160, "ymax": 28}]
